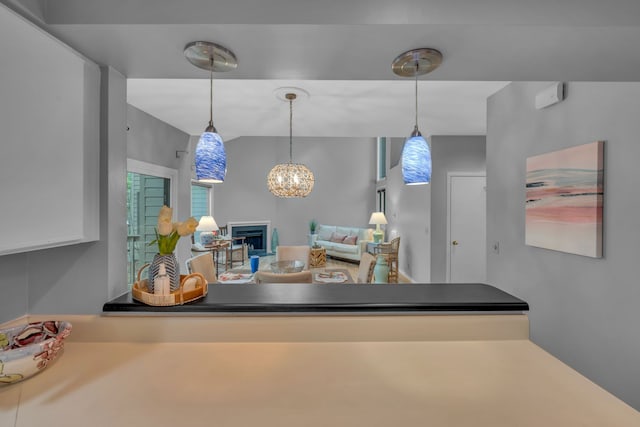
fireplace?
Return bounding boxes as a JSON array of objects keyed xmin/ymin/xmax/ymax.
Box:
[{"xmin": 229, "ymin": 221, "xmax": 271, "ymax": 256}]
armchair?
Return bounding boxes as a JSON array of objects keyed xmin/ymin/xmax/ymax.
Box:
[
  {"xmin": 218, "ymin": 225, "xmax": 247, "ymax": 269},
  {"xmin": 356, "ymin": 252, "xmax": 376, "ymax": 283},
  {"xmin": 186, "ymin": 253, "xmax": 217, "ymax": 283},
  {"xmin": 254, "ymin": 270, "xmax": 312, "ymax": 284},
  {"xmin": 276, "ymin": 245, "xmax": 311, "ymax": 270}
]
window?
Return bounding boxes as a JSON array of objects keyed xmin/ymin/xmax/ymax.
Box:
[
  {"xmin": 377, "ymin": 137, "xmax": 387, "ymax": 181},
  {"xmin": 377, "ymin": 188, "xmax": 386, "ymax": 215},
  {"xmin": 191, "ymin": 183, "xmax": 210, "ymax": 219},
  {"xmin": 126, "ymin": 160, "xmax": 177, "ymax": 286},
  {"xmin": 191, "ymin": 182, "xmax": 212, "ymax": 242}
]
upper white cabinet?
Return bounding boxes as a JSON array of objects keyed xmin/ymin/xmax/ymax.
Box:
[{"xmin": 0, "ymin": 5, "xmax": 100, "ymax": 255}]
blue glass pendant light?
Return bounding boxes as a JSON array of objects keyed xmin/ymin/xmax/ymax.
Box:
[
  {"xmin": 402, "ymin": 127, "xmax": 432, "ymax": 185},
  {"xmin": 195, "ymin": 124, "xmax": 226, "ymax": 183},
  {"xmin": 392, "ymin": 48, "xmax": 442, "ymax": 185},
  {"xmin": 184, "ymin": 41, "xmax": 237, "ymax": 183}
]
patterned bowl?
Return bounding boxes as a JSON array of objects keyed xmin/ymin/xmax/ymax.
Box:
[
  {"xmin": 270, "ymin": 260, "xmax": 305, "ymax": 273},
  {"xmin": 0, "ymin": 320, "xmax": 72, "ymax": 385}
]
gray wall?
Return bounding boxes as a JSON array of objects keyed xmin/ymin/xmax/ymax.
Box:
[
  {"xmin": 0, "ymin": 4, "xmax": 103, "ymax": 321},
  {"xmin": 213, "ymin": 136, "xmax": 377, "ymax": 246},
  {"xmin": 0, "ymin": 16, "xmax": 110, "ymax": 320},
  {"xmin": 384, "ymin": 163, "xmax": 430, "ymax": 281},
  {"xmin": 487, "ymin": 82, "xmax": 640, "ymax": 410},
  {"xmin": 383, "ymin": 135, "xmax": 431, "ymax": 282},
  {"xmin": 126, "ymin": 105, "xmax": 192, "ymax": 266},
  {"xmin": 28, "ymin": 66, "xmax": 127, "ymax": 314},
  {"xmin": 382, "ymin": 135, "xmax": 485, "ymax": 283},
  {"xmin": 0, "ymin": 68, "xmax": 194, "ymax": 321},
  {"xmin": 430, "ymin": 135, "xmax": 486, "ymax": 282},
  {"xmin": 0, "ymin": 254, "xmax": 28, "ymax": 321},
  {"xmin": 0, "ymin": 0, "xmax": 45, "ymax": 23},
  {"xmin": 388, "ymin": 137, "xmax": 403, "ymax": 169}
]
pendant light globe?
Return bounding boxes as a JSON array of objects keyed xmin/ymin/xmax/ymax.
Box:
[
  {"xmin": 267, "ymin": 162, "xmax": 314, "ymax": 198},
  {"xmin": 402, "ymin": 130, "xmax": 431, "ymax": 185},
  {"xmin": 195, "ymin": 130, "xmax": 227, "ymax": 183}
]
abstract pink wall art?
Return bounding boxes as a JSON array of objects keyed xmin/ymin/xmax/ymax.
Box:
[{"xmin": 525, "ymin": 141, "xmax": 604, "ymax": 257}]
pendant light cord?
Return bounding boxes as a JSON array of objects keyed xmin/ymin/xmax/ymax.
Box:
[
  {"xmin": 209, "ymin": 58, "xmax": 214, "ymax": 128},
  {"xmin": 414, "ymin": 60, "xmax": 419, "ymax": 132},
  {"xmin": 289, "ymin": 96, "xmax": 293, "ymax": 163}
]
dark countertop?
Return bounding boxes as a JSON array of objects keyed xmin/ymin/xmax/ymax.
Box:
[{"xmin": 103, "ymin": 283, "xmax": 529, "ymax": 314}]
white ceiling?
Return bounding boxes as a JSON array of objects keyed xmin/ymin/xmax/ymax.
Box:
[
  {"xmin": 126, "ymin": 79, "xmax": 509, "ymax": 140},
  {"xmin": 12, "ymin": 0, "xmax": 640, "ymax": 139}
]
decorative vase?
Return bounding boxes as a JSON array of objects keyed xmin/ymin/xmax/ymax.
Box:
[
  {"xmin": 148, "ymin": 253, "xmax": 180, "ymax": 293},
  {"xmin": 308, "ymin": 233, "xmax": 318, "ymax": 247},
  {"xmin": 271, "ymin": 228, "xmax": 279, "ymax": 253},
  {"xmin": 373, "ymin": 255, "xmax": 389, "ymax": 284}
]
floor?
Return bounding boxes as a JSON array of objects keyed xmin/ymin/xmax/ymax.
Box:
[
  {"xmin": 225, "ymin": 253, "xmax": 409, "ymax": 283},
  {"xmin": 227, "ymin": 253, "xmax": 358, "ymax": 278}
]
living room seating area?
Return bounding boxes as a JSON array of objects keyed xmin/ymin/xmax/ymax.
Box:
[{"xmin": 314, "ymin": 224, "xmax": 374, "ymax": 262}]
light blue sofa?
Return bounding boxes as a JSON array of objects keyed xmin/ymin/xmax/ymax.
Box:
[{"xmin": 314, "ymin": 224, "xmax": 374, "ymax": 262}]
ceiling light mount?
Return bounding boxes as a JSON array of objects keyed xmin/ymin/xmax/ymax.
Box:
[
  {"xmin": 274, "ymin": 86, "xmax": 310, "ymax": 103},
  {"xmin": 391, "ymin": 48, "xmax": 442, "ymax": 77},
  {"xmin": 184, "ymin": 41, "xmax": 237, "ymax": 72}
]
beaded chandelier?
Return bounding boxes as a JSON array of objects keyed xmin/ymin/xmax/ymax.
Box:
[{"xmin": 267, "ymin": 92, "xmax": 314, "ymax": 198}]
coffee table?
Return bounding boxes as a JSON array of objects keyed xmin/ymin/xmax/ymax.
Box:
[{"xmin": 222, "ymin": 267, "xmax": 354, "ymax": 284}]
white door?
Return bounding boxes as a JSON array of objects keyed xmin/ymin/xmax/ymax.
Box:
[{"xmin": 447, "ymin": 174, "xmax": 487, "ymax": 283}]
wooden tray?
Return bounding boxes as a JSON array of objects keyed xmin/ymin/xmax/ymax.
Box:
[{"xmin": 132, "ymin": 264, "xmax": 207, "ymax": 306}]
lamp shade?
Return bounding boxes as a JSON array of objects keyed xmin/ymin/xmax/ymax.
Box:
[
  {"xmin": 369, "ymin": 212, "xmax": 388, "ymax": 225},
  {"xmin": 195, "ymin": 131, "xmax": 226, "ymax": 183},
  {"xmin": 196, "ymin": 215, "xmax": 218, "ymax": 232},
  {"xmin": 369, "ymin": 212, "xmax": 387, "ymax": 243},
  {"xmin": 196, "ymin": 215, "xmax": 218, "ymax": 245},
  {"xmin": 402, "ymin": 134, "xmax": 431, "ymax": 185}
]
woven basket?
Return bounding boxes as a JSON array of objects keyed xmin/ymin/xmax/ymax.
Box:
[{"xmin": 132, "ymin": 263, "xmax": 208, "ymax": 306}]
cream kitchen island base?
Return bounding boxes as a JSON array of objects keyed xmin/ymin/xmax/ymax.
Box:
[{"xmin": 1, "ymin": 314, "xmax": 637, "ymax": 426}]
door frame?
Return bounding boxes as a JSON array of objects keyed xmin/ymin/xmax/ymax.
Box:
[
  {"xmin": 127, "ymin": 159, "xmax": 179, "ymax": 219},
  {"xmin": 446, "ymin": 171, "xmax": 486, "ymax": 283}
]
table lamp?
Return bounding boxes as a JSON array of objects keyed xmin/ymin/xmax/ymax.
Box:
[
  {"xmin": 196, "ymin": 215, "xmax": 219, "ymax": 245},
  {"xmin": 369, "ymin": 212, "xmax": 388, "ymax": 243}
]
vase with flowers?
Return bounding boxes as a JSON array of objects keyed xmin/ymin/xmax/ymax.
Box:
[{"xmin": 148, "ymin": 205, "xmax": 199, "ymax": 292}]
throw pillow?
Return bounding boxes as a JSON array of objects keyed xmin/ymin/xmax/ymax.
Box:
[
  {"xmin": 336, "ymin": 226, "xmax": 352, "ymax": 236},
  {"xmin": 317, "ymin": 225, "xmax": 334, "ymax": 241},
  {"xmin": 330, "ymin": 232, "xmax": 347, "ymax": 243},
  {"xmin": 343, "ymin": 235, "xmax": 358, "ymax": 245}
]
